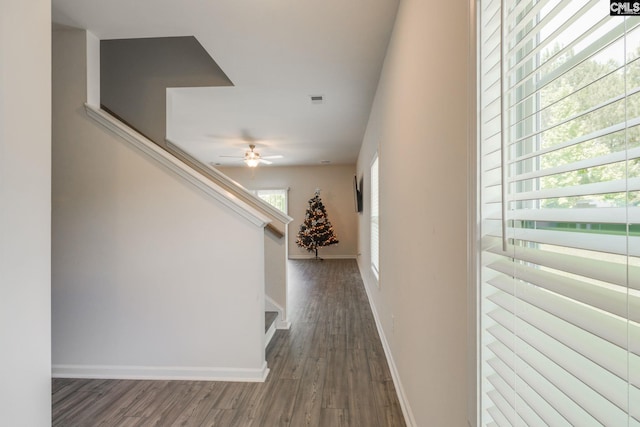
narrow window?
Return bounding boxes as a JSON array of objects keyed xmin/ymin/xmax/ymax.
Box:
[{"xmin": 371, "ymin": 155, "xmax": 379, "ymax": 278}]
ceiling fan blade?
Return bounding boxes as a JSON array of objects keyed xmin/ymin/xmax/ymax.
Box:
[
  {"xmin": 219, "ymin": 155, "xmax": 244, "ymax": 158},
  {"xmin": 259, "ymin": 159, "xmax": 273, "ymax": 165},
  {"xmin": 261, "ymin": 155, "xmax": 283, "ymax": 159}
]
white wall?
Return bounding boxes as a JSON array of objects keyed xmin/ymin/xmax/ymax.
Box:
[
  {"xmin": 264, "ymin": 229, "xmax": 288, "ymax": 319},
  {"xmin": 0, "ymin": 1, "xmax": 52, "ymax": 425},
  {"xmin": 52, "ymin": 29, "xmax": 268, "ymax": 380},
  {"xmin": 220, "ymin": 165, "xmax": 358, "ymax": 259},
  {"xmin": 357, "ymin": 0, "xmax": 470, "ymax": 425}
]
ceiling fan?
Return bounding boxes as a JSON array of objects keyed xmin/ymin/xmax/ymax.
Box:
[{"xmin": 220, "ymin": 144, "xmax": 283, "ymax": 167}]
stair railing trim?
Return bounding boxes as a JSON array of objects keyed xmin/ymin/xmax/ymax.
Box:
[
  {"xmin": 84, "ymin": 104, "xmax": 272, "ymax": 228},
  {"xmin": 165, "ymin": 139, "xmax": 294, "ymax": 226}
]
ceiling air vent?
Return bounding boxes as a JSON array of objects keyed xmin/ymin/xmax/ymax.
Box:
[{"xmin": 310, "ymin": 95, "xmax": 324, "ymax": 104}]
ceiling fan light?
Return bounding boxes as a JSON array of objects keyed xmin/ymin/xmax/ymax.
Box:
[
  {"xmin": 244, "ymin": 146, "xmax": 261, "ymax": 167},
  {"xmin": 245, "ymin": 158, "xmax": 260, "ymax": 167}
]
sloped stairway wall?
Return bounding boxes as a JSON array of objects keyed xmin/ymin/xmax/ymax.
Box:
[{"xmin": 52, "ymin": 29, "xmax": 271, "ymax": 381}]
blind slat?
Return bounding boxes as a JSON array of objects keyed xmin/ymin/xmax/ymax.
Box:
[
  {"xmin": 486, "ymin": 350, "xmax": 569, "ymax": 426},
  {"xmin": 487, "ymin": 321, "xmax": 617, "ymax": 426},
  {"xmin": 509, "ymin": 139, "xmax": 640, "ymax": 184},
  {"xmin": 487, "ymin": 257, "xmax": 639, "ymax": 320},
  {"xmin": 509, "ymin": 117, "xmax": 640, "ymax": 165},
  {"xmin": 486, "ymin": 243, "xmax": 633, "ymax": 288},
  {"xmin": 507, "ymin": 206, "xmax": 628, "ymax": 223},
  {"xmin": 507, "ymin": 227, "xmax": 628, "ymax": 255},
  {"xmin": 508, "ymin": 176, "xmax": 640, "ymax": 202},
  {"xmin": 486, "ymin": 275, "xmax": 633, "ymax": 354},
  {"xmin": 507, "ymin": 0, "xmax": 600, "ymax": 77},
  {"xmin": 486, "ymin": 309, "xmax": 631, "ymax": 426},
  {"xmin": 486, "ymin": 375, "xmax": 534, "ymax": 426}
]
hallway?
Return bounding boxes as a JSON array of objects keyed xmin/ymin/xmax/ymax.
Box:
[{"xmin": 52, "ymin": 259, "xmax": 406, "ymax": 426}]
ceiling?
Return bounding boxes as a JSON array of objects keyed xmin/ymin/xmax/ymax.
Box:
[{"xmin": 52, "ymin": 0, "xmax": 399, "ymax": 167}]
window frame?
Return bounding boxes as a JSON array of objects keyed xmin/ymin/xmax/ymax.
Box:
[
  {"xmin": 371, "ymin": 153, "xmax": 380, "ymax": 280},
  {"xmin": 250, "ymin": 188, "xmax": 289, "ymax": 214}
]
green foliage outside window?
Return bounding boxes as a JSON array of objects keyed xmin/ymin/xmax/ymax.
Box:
[{"xmin": 535, "ymin": 45, "xmax": 640, "ymax": 209}]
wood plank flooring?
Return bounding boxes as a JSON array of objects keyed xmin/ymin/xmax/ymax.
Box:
[{"xmin": 52, "ymin": 259, "xmax": 406, "ymax": 426}]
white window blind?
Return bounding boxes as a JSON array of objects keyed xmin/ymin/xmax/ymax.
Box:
[
  {"xmin": 479, "ymin": 0, "xmax": 640, "ymax": 425},
  {"xmin": 371, "ymin": 155, "xmax": 380, "ymax": 278}
]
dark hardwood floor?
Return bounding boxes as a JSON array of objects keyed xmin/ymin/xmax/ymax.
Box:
[{"xmin": 52, "ymin": 259, "xmax": 406, "ymax": 426}]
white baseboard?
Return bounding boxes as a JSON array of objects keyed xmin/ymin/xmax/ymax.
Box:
[
  {"xmin": 356, "ymin": 259, "xmax": 417, "ymax": 427},
  {"xmin": 52, "ymin": 361, "xmax": 270, "ymax": 382},
  {"xmin": 288, "ymin": 254, "xmax": 357, "ymax": 260}
]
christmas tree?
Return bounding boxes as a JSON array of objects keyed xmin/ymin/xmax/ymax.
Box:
[{"xmin": 296, "ymin": 189, "xmax": 339, "ymax": 259}]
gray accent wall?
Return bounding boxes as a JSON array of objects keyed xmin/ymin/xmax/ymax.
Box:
[{"xmin": 101, "ymin": 36, "xmax": 232, "ymax": 145}]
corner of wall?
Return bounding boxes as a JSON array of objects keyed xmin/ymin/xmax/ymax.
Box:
[
  {"xmin": 467, "ymin": 0, "xmax": 478, "ymax": 424},
  {"xmin": 1, "ymin": 0, "xmax": 52, "ymax": 424},
  {"xmin": 86, "ymin": 31, "xmax": 100, "ymax": 107}
]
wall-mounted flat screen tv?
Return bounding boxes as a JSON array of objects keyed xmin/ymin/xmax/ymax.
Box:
[{"xmin": 354, "ymin": 175, "xmax": 363, "ymax": 213}]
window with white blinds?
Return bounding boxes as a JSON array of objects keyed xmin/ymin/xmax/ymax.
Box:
[
  {"xmin": 252, "ymin": 188, "xmax": 288, "ymax": 214},
  {"xmin": 479, "ymin": 0, "xmax": 640, "ymax": 425},
  {"xmin": 371, "ymin": 155, "xmax": 380, "ymax": 278}
]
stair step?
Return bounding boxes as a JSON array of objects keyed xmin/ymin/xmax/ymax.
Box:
[{"xmin": 265, "ymin": 311, "xmax": 278, "ymax": 333}]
